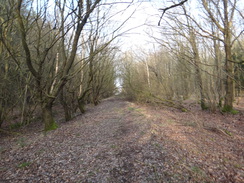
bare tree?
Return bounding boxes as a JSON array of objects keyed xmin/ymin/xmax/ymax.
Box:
[
  {"xmin": 197, "ymin": 0, "xmax": 243, "ymax": 111},
  {"xmin": 156, "ymin": 0, "xmax": 243, "ymax": 111},
  {"xmin": 15, "ymin": 0, "xmax": 101, "ymax": 131}
]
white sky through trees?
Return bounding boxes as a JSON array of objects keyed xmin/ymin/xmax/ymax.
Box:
[
  {"xmin": 31, "ymin": 0, "xmax": 192, "ymax": 51},
  {"xmin": 108, "ymin": 0, "xmax": 172, "ymax": 51},
  {"xmin": 110, "ymin": 0, "xmax": 197, "ymax": 51},
  {"xmin": 31, "ymin": 0, "xmax": 244, "ymax": 51},
  {"xmin": 32, "ymin": 0, "xmax": 162, "ymax": 51}
]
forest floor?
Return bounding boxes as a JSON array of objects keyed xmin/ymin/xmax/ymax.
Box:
[{"xmin": 0, "ymin": 96, "xmax": 243, "ymax": 183}]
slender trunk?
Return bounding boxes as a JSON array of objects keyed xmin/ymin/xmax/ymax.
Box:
[
  {"xmin": 223, "ymin": 0, "xmax": 234, "ymax": 111},
  {"xmin": 50, "ymin": 53, "xmax": 59, "ymax": 94},
  {"xmin": 145, "ymin": 62, "xmax": 151, "ymax": 91},
  {"xmin": 213, "ymin": 36, "xmax": 224, "ymax": 106},
  {"xmin": 235, "ymin": 67, "xmax": 241, "ymax": 97},
  {"xmin": 190, "ymin": 31, "xmax": 207, "ymax": 110},
  {"xmin": 93, "ymin": 96, "xmax": 99, "ymax": 106},
  {"xmin": 20, "ymin": 84, "xmax": 28, "ymax": 124},
  {"xmin": 79, "ymin": 34, "xmax": 85, "ymax": 96},
  {"xmin": 195, "ymin": 65, "xmax": 207, "ymax": 109},
  {"xmin": 224, "ymin": 43, "xmax": 234, "ymax": 110},
  {"xmin": 0, "ymin": 105, "xmax": 5, "ymax": 128},
  {"xmin": 42, "ymin": 102, "xmax": 57, "ymax": 131},
  {"xmin": 77, "ymin": 88, "xmax": 90, "ymax": 114},
  {"xmin": 59, "ymin": 88, "xmax": 72, "ymax": 121}
]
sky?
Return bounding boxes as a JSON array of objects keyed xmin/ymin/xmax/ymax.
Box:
[
  {"xmin": 110, "ymin": 0, "xmax": 163, "ymax": 51},
  {"xmin": 109, "ymin": 0, "xmax": 198, "ymax": 52}
]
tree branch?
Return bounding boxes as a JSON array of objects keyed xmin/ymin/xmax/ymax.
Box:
[
  {"xmin": 158, "ymin": 0, "xmax": 188, "ymax": 26},
  {"xmin": 16, "ymin": 0, "xmax": 39, "ymax": 79}
]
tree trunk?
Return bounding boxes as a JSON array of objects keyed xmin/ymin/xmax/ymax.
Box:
[
  {"xmin": 196, "ymin": 66, "xmax": 207, "ymax": 110},
  {"xmin": 93, "ymin": 97, "xmax": 99, "ymax": 106},
  {"xmin": 223, "ymin": 0, "xmax": 234, "ymax": 111},
  {"xmin": 77, "ymin": 88, "xmax": 91, "ymax": 114},
  {"xmin": 190, "ymin": 31, "xmax": 207, "ymax": 110},
  {"xmin": 78, "ymin": 99, "xmax": 86, "ymax": 114},
  {"xmin": 213, "ymin": 36, "xmax": 224, "ymax": 107},
  {"xmin": 64, "ymin": 107, "xmax": 72, "ymax": 122},
  {"xmin": 224, "ymin": 46, "xmax": 234, "ymax": 111},
  {"xmin": 42, "ymin": 103, "xmax": 57, "ymax": 131},
  {"xmin": 0, "ymin": 106, "xmax": 5, "ymax": 128},
  {"xmin": 20, "ymin": 84, "xmax": 28, "ymax": 124},
  {"xmin": 59, "ymin": 88, "xmax": 72, "ymax": 121}
]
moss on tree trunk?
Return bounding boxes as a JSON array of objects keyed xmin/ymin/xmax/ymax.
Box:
[{"xmin": 42, "ymin": 104, "xmax": 58, "ymax": 131}]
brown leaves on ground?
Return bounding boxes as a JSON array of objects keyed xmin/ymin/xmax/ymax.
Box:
[{"xmin": 0, "ymin": 96, "xmax": 243, "ymax": 183}]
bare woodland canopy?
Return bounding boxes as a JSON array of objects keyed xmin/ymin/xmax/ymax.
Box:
[{"xmin": 0, "ymin": 0, "xmax": 243, "ymax": 131}]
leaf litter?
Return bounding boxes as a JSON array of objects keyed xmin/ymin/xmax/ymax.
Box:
[{"xmin": 0, "ymin": 96, "xmax": 243, "ymax": 182}]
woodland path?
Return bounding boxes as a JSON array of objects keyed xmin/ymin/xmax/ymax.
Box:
[{"xmin": 0, "ymin": 96, "xmax": 243, "ymax": 183}]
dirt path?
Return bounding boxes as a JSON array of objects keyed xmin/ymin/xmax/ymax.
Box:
[{"xmin": 0, "ymin": 96, "xmax": 243, "ymax": 182}]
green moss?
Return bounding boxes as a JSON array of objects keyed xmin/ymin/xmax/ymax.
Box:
[
  {"xmin": 181, "ymin": 108, "xmax": 188, "ymax": 112},
  {"xmin": 153, "ymin": 143, "xmax": 162, "ymax": 149},
  {"xmin": 234, "ymin": 163, "xmax": 242, "ymax": 169},
  {"xmin": 184, "ymin": 121, "xmax": 197, "ymax": 127},
  {"xmin": 222, "ymin": 105, "xmax": 232, "ymax": 112},
  {"xmin": 10, "ymin": 122, "xmax": 23, "ymax": 129},
  {"xmin": 128, "ymin": 107, "xmax": 135, "ymax": 111},
  {"xmin": 224, "ymin": 129, "xmax": 232, "ymax": 136},
  {"xmin": 191, "ymin": 166, "xmax": 206, "ymax": 177},
  {"xmin": 201, "ymin": 102, "xmax": 209, "ymax": 110},
  {"xmin": 222, "ymin": 106, "xmax": 239, "ymax": 114},
  {"xmin": 110, "ymin": 144, "xmax": 118, "ymax": 149},
  {"xmin": 135, "ymin": 108, "xmax": 142, "ymax": 112},
  {"xmin": 45, "ymin": 121, "xmax": 58, "ymax": 131},
  {"xmin": 230, "ymin": 109, "xmax": 239, "ymax": 115},
  {"xmin": 18, "ymin": 162, "xmax": 31, "ymax": 168},
  {"xmin": 17, "ymin": 137, "xmax": 27, "ymax": 147},
  {"xmin": 76, "ymin": 133, "xmax": 81, "ymax": 137}
]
